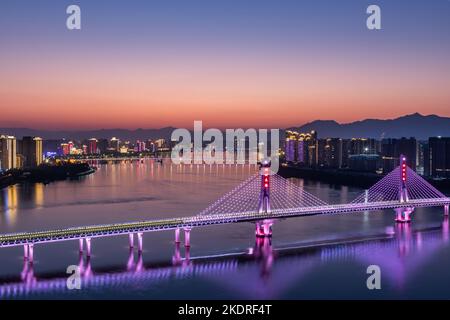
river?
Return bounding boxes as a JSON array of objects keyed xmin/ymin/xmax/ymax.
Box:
[{"xmin": 0, "ymin": 159, "xmax": 449, "ymax": 299}]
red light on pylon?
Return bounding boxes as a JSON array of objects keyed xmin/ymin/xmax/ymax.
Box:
[
  {"xmin": 263, "ymin": 175, "xmax": 269, "ymax": 189},
  {"xmin": 401, "ymin": 157, "xmax": 407, "ymax": 182}
]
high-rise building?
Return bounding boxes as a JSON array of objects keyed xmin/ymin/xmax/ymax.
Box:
[
  {"xmin": 285, "ymin": 131, "xmax": 297, "ymax": 162},
  {"xmin": 349, "ymin": 138, "xmax": 380, "ymax": 155},
  {"xmin": 284, "ymin": 130, "xmax": 317, "ymax": 166},
  {"xmin": 341, "ymin": 139, "xmax": 351, "ymax": 168},
  {"xmin": 416, "ymin": 140, "xmax": 427, "ymax": 175},
  {"xmin": 0, "ymin": 135, "xmax": 17, "ymax": 170},
  {"xmin": 68, "ymin": 141, "xmax": 75, "ymax": 154},
  {"xmin": 110, "ymin": 137, "xmax": 120, "ymax": 152},
  {"xmin": 97, "ymin": 139, "xmax": 109, "ymax": 153},
  {"xmin": 147, "ymin": 140, "xmax": 156, "ymax": 153},
  {"xmin": 61, "ymin": 143, "xmax": 70, "ymax": 156},
  {"xmin": 88, "ymin": 138, "xmax": 98, "ymax": 154},
  {"xmin": 21, "ymin": 136, "xmax": 43, "ymax": 167},
  {"xmin": 318, "ymin": 138, "xmax": 343, "ymax": 168},
  {"xmin": 424, "ymin": 137, "xmax": 450, "ymax": 178},
  {"xmin": 381, "ymin": 138, "xmax": 417, "ymax": 172},
  {"xmin": 134, "ymin": 140, "xmax": 146, "ymax": 152},
  {"xmin": 154, "ymin": 139, "xmax": 166, "ymax": 149}
]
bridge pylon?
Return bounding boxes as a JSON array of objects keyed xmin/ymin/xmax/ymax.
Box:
[
  {"xmin": 256, "ymin": 160, "xmax": 273, "ymax": 237},
  {"xmin": 395, "ymin": 155, "xmax": 414, "ymax": 223}
]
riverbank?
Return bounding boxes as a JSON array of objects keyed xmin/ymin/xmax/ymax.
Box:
[
  {"xmin": 0, "ymin": 163, "xmax": 96, "ymax": 189},
  {"xmin": 278, "ymin": 164, "xmax": 450, "ymax": 191}
]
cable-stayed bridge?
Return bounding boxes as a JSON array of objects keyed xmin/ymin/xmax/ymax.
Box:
[{"xmin": 0, "ymin": 156, "xmax": 449, "ymax": 263}]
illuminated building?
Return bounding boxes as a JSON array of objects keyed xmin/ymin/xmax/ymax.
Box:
[
  {"xmin": 97, "ymin": 139, "xmax": 109, "ymax": 153},
  {"xmin": 424, "ymin": 137, "xmax": 450, "ymax": 178},
  {"xmin": 154, "ymin": 139, "xmax": 166, "ymax": 149},
  {"xmin": 0, "ymin": 135, "xmax": 17, "ymax": 170},
  {"xmin": 16, "ymin": 154, "xmax": 25, "ymax": 168},
  {"xmin": 68, "ymin": 141, "xmax": 74, "ymax": 153},
  {"xmin": 349, "ymin": 138, "xmax": 380, "ymax": 155},
  {"xmin": 61, "ymin": 143, "xmax": 70, "ymax": 156},
  {"xmin": 110, "ymin": 137, "xmax": 120, "ymax": 152},
  {"xmin": 135, "ymin": 140, "xmax": 146, "ymax": 152},
  {"xmin": 21, "ymin": 136, "xmax": 43, "ymax": 167},
  {"xmin": 88, "ymin": 138, "xmax": 98, "ymax": 154},
  {"xmin": 318, "ymin": 138, "xmax": 343, "ymax": 168},
  {"xmin": 147, "ymin": 140, "xmax": 156, "ymax": 153},
  {"xmin": 285, "ymin": 131, "xmax": 296, "ymax": 162},
  {"xmin": 284, "ymin": 130, "xmax": 317, "ymax": 166},
  {"xmin": 119, "ymin": 146, "xmax": 129, "ymax": 154}
]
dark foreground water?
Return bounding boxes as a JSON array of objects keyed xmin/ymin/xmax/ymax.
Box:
[{"xmin": 0, "ymin": 159, "xmax": 449, "ymax": 299}]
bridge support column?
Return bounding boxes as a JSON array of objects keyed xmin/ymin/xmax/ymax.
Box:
[
  {"xmin": 395, "ymin": 207, "xmax": 414, "ymax": 223},
  {"xmin": 445, "ymin": 205, "xmax": 449, "ymax": 216},
  {"xmin": 85, "ymin": 238, "xmax": 91, "ymax": 257},
  {"xmin": 137, "ymin": 232, "xmax": 143, "ymax": 252},
  {"xmin": 79, "ymin": 238, "xmax": 84, "ymax": 253},
  {"xmin": 175, "ymin": 228, "xmax": 181, "ymax": 243},
  {"xmin": 23, "ymin": 244, "xmax": 29, "ymax": 260},
  {"xmin": 184, "ymin": 228, "xmax": 191, "ymax": 247},
  {"xmin": 129, "ymin": 233, "xmax": 135, "ymax": 248},
  {"xmin": 255, "ymin": 220, "xmax": 273, "ymax": 237},
  {"xmin": 28, "ymin": 244, "xmax": 34, "ymax": 263}
]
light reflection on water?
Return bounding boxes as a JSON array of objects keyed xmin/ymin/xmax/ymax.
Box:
[{"xmin": 0, "ymin": 159, "xmax": 449, "ymax": 299}]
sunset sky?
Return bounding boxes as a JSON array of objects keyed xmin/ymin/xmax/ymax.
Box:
[{"xmin": 0, "ymin": 0, "xmax": 449, "ymax": 130}]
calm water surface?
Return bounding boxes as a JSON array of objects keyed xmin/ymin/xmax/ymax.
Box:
[{"xmin": 0, "ymin": 159, "xmax": 449, "ymax": 299}]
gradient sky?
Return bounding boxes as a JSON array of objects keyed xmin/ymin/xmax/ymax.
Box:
[{"xmin": 0, "ymin": 0, "xmax": 449, "ymax": 130}]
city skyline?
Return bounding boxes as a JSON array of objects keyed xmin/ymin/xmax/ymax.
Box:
[{"xmin": 1, "ymin": 0, "xmax": 450, "ymax": 129}]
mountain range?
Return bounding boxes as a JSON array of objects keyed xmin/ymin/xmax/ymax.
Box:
[
  {"xmin": 0, "ymin": 113, "xmax": 449, "ymax": 141},
  {"xmin": 288, "ymin": 113, "xmax": 450, "ymax": 140}
]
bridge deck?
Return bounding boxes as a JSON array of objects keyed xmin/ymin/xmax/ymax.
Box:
[{"xmin": 1, "ymin": 198, "xmax": 449, "ymax": 248}]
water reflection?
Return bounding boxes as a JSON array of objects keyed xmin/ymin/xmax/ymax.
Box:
[
  {"xmin": 1, "ymin": 186, "xmax": 18, "ymax": 226},
  {"xmin": 1, "ymin": 223, "xmax": 449, "ymax": 299}
]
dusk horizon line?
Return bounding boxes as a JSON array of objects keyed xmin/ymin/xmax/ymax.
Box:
[{"xmin": 1, "ymin": 112, "xmax": 447, "ymax": 132}]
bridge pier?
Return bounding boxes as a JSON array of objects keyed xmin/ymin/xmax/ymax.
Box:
[
  {"xmin": 445, "ymin": 205, "xmax": 449, "ymax": 216},
  {"xmin": 129, "ymin": 233, "xmax": 135, "ymax": 248},
  {"xmin": 255, "ymin": 220, "xmax": 273, "ymax": 237},
  {"xmin": 79, "ymin": 238, "xmax": 84, "ymax": 253},
  {"xmin": 85, "ymin": 238, "xmax": 92, "ymax": 257},
  {"xmin": 28, "ymin": 244, "xmax": 34, "ymax": 263},
  {"xmin": 184, "ymin": 228, "xmax": 191, "ymax": 247},
  {"xmin": 175, "ymin": 228, "xmax": 181, "ymax": 244},
  {"xmin": 395, "ymin": 207, "xmax": 414, "ymax": 223},
  {"xmin": 137, "ymin": 232, "xmax": 143, "ymax": 252}
]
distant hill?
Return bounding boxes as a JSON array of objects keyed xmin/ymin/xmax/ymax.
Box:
[
  {"xmin": 0, "ymin": 127, "xmax": 176, "ymax": 141},
  {"xmin": 289, "ymin": 113, "xmax": 450, "ymax": 140},
  {"xmin": 1, "ymin": 113, "xmax": 449, "ymax": 141}
]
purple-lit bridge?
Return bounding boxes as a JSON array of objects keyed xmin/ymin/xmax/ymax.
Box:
[{"xmin": 0, "ymin": 157, "xmax": 449, "ymax": 263}]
